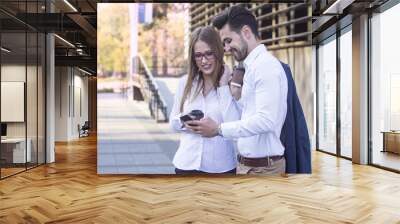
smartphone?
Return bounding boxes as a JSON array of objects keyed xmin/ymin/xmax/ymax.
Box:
[{"xmin": 180, "ymin": 114, "xmax": 193, "ymax": 123}]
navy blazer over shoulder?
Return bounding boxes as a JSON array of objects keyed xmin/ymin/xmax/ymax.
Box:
[{"xmin": 279, "ymin": 62, "xmax": 312, "ymax": 173}]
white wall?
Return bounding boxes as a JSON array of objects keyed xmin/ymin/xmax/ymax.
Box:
[
  {"xmin": 55, "ymin": 67, "xmax": 89, "ymax": 141},
  {"xmin": 55, "ymin": 66, "xmax": 69, "ymax": 141},
  {"xmin": 1, "ymin": 65, "xmax": 26, "ymax": 81},
  {"xmin": 1, "ymin": 65, "xmax": 26, "ymax": 140},
  {"xmin": 1, "ymin": 63, "xmax": 46, "ymax": 164},
  {"xmin": 71, "ymin": 73, "xmax": 89, "ymax": 138}
]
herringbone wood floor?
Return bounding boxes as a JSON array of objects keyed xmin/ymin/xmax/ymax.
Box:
[{"xmin": 1, "ymin": 135, "xmax": 400, "ymax": 224}]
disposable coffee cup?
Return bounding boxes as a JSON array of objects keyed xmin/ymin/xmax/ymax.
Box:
[{"xmin": 231, "ymin": 67, "xmax": 245, "ymax": 86}]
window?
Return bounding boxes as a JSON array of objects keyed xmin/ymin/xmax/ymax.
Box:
[
  {"xmin": 317, "ymin": 35, "xmax": 337, "ymax": 154},
  {"xmin": 340, "ymin": 26, "xmax": 352, "ymax": 158},
  {"xmin": 370, "ymin": 2, "xmax": 400, "ymax": 171},
  {"xmin": 0, "ymin": 1, "xmax": 46, "ymax": 179}
]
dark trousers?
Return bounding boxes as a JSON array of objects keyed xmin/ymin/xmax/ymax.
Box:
[{"xmin": 175, "ymin": 168, "xmax": 236, "ymax": 175}]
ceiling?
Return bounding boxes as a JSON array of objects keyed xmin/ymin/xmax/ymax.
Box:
[
  {"xmin": 0, "ymin": 0, "xmax": 98, "ymax": 74},
  {"xmin": 312, "ymin": 0, "xmax": 390, "ymax": 43}
]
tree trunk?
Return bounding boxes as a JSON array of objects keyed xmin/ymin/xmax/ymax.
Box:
[
  {"xmin": 162, "ymin": 28, "xmax": 168, "ymax": 76},
  {"xmin": 152, "ymin": 31, "xmax": 158, "ymax": 76}
]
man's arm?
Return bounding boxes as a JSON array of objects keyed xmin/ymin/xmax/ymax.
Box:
[
  {"xmin": 186, "ymin": 85, "xmax": 242, "ymax": 138},
  {"xmin": 220, "ymin": 66, "xmax": 286, "ymax": 139},
  {"xmin": 188, "ymin": 65, "xmax": 286, "ymax": 139}
]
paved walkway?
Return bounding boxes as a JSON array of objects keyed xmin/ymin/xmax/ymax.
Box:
[{"xmin": 97, "ymin": 93, "xmax": 179, "ymax": 174}]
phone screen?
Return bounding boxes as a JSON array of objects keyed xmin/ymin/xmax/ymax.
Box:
[{"xmin": 180, "ymin": 114, "xmax": 193, "ymax": 123}]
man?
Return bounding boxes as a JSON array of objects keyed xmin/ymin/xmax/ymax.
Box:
[{"xmin": 186, "ymin": 6, "xmax": 288, "ymax": 175}]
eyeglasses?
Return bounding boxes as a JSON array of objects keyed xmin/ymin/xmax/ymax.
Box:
[{"xmin": 194, "ymin": 51, "xmax": 215, "ymax": 62}]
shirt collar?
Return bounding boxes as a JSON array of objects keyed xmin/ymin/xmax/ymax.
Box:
[{"xmin": 243, "ymin": 44, "xmax": 266, "ymax": 69}]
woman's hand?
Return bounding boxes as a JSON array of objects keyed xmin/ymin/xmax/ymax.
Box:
[
  {"xmin": 183, "ymin": 115, "xmax": 198, "ymax": 133},
  {"xmin": 219, "ymin": 64, "xmax": 232, "ymax": 86}
]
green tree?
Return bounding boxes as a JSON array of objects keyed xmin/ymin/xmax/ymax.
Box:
[
  {"xmin": 138, "ymin": 3, "xmax": 188, "ymax": 76},
  {"xmin": 98, "ymin": 4, "xmax": 130, "ymax": 74}
]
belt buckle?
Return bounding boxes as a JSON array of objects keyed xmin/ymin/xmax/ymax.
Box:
[
  {"xmin": 267, "ymin": 157, "xmax": 273, "ymax": 166},
  {"xmin": 238, "ymin": 154, "xmax": 243, "ymax": 164}
]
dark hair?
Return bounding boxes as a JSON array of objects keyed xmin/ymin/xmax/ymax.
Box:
[{"xmin": 212, "ymin": 5, "xmax": 259, "ymax": 38}]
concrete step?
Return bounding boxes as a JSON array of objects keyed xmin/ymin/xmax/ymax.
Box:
[{"xmin": 154, "ymin": 76, "xmax": 183, "ymax": 117}]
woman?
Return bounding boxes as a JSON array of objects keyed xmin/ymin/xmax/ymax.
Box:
[{"xmin": 169, "ymin": 26, "xmax": 240, "ymax": 174}]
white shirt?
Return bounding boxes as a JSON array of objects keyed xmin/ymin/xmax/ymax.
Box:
[
  {"xmin": 169, "ymin": 75, "xmax": 240, "ymax": 173},
  {"xmin": 220, "ymin": 44, "xmax": 288, "ymax": 158}
]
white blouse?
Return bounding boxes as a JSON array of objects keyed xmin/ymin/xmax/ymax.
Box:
[{"xmin": 169, "ymin": 75, "xmax": 241, "ymax": 173}]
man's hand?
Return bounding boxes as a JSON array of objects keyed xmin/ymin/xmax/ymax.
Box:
[{"xmin": 185, "ymin": 117, "xmax": 219, "ymax": 137}]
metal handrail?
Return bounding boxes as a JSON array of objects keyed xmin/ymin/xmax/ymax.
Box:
[{"xmin": 137, "ymin": 55, "xmax": 168, "ymax": 122}]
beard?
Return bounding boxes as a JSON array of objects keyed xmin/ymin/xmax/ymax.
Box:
[{"xmin": 232, "ymin": 36, "xmax": 248, "ymax": 61}]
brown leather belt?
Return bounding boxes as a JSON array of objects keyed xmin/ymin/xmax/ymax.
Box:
[{"xmin": 237, "ymin": 154, "xmax": 284, "ymax": 167}]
